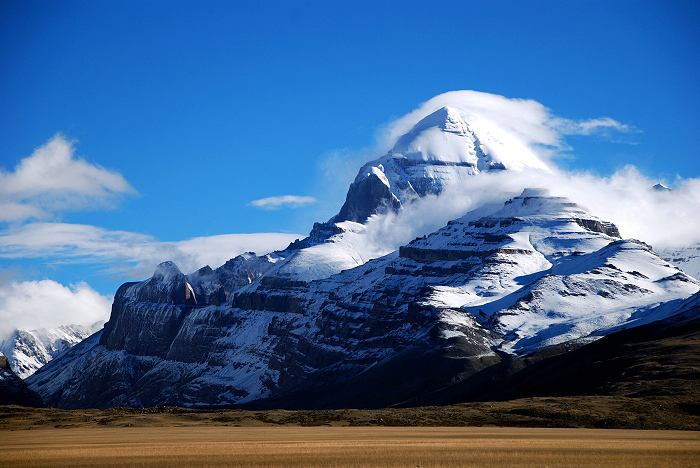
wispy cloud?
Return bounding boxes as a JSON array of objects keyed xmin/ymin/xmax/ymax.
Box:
[
  {"xmin": 0, "ymin": 135, "xmax": 136, "ymax": 222},
  {"xmin": 553, "ymin": 116, "xmax": 637, "ymax": 136},
  {"xmin": 0, "ymin": 279, "xmax": 111, "ymax": 340},
  {"xmin": 249, "ymin": 195, "xmax": 317, "ymax": 209},
  {"xmin": 0, "ymin": 223, "xmax": 302, "ymax": 278}
]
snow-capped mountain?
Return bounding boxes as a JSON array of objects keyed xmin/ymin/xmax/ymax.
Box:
[
  {"xmin": 1, "ymin": 322, "xmax": 102, "ymax": 379},
  {"xmin": 254, "ymin": 105, "xmax": 553, "ymax": 283},
  {"xmin": 24, "ymin": 101, "xmax": 700, "ymax": 409},
  {"xmin": 28, "ymin": 189, "xmax": 699, "ymax": 408},
  {"xmin": 336, "ymin": 106, "xmax": 549, "ymax": 224}
]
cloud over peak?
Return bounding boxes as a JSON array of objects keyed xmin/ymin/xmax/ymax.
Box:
[
  {"xmin": 381, "ymin": 90, "xmax": 636, "ymax": 158},
  {"xmin": 0, "ymin": 279, "xmax": 111, "ymax": 340},
  {"xmin": 0, "ymin": 135, "xmax": 136, "ymax": 222}
]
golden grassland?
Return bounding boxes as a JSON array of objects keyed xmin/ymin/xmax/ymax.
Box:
[{"xmin": 1, "ymin": 426, "xmax": 699, "ymax": 467}]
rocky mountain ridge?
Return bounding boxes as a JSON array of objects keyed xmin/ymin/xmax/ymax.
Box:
[{"xmin": 28, "ymin": 189, "xmax": 699, "ymax": 408}]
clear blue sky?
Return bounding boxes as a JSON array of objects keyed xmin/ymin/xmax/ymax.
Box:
[{"xmin": 1, "ymin": 0, "xmax": 699, "ymax": 294}]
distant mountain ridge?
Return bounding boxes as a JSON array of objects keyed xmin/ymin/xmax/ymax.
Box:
[{"xmin": 1, "ymin": 322, "xmax": 102, "ymax": 379}]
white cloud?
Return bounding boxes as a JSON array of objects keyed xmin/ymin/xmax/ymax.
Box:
[
  {"xmin": 249, "ymin": 195, "xmax": 317, "ymax": 209},
  {"xmin": 0, "ymin": 223, "xmax": 302, "ymax": 278},
  {"xmin": 0, "ymin": 280, "xmax": 111, "ymax": 340},
  {"xmin": 0, "ymin": 135, "xmax": 135, "ymax": 222}
]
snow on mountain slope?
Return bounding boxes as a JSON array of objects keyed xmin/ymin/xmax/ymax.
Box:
[
  {"xmin": 260, "ymin": 221, "xmax": 375, "ymax": 282},
  {"xmin": 0, "ymin": 322, "xmax": 103, "ymax": 379},
  {"xmin": 28, "ymin": 190, "xmax": 699, "ymax": 409},
  {"xmin": 484, "ymin": 239, "xmax": 697, "ymax": 353},
  {"xmin": 320, "ymin": 189, "xmax": 696, "ymax": 355}
]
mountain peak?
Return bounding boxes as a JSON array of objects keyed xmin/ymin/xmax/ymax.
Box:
[
  {"xmin": 405, "ymin": 105, "xmax": 469, "ymax": 135},
  {"xmin": 653, "ymin": 183, "xmax": 671, "ymax": 192},
  {"xmin": 153, "ymin": 261, "xmax": 183, "ymax": 280},
  {"xmin": 334, "ymin": 105, "xmax": 551, "ymax": 224},
  {"xmin": 390, "ymin": 106, "xmax": 477, "ymax": 163}
]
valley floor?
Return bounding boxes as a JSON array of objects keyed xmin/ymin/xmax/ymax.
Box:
[
  {"xmin": 2, "ymin": 396, "xmax": 700, "ymax": 467},
  {"xmin": 1, "ymin": 425, "xmax": 699, "ymax": 467}
]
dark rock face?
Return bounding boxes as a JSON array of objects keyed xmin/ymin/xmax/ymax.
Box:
[
  {"xmin": 187, "ymin": 253, "xmax": 277, "ymax": 306},
  {"xmin": 283, "ymin": 223, "xmax": 343, "ymax": 251},
  {"xmin": 0, "ymin": 355, "xmax": 42, "ymax": 407},
  {"xmin": 101, "ymin": 301, "xmax": 193, "ymax": 357},
  {"xmin": 335, "ymin": 170, "xmax": 401, "ymax": 223},
  {"xmin": 573, "ymin": 218, "xmax": 621, "ymax": 238}
]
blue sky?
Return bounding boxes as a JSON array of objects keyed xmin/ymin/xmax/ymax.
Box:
[{"xmin": 1, "ymin": 0, "xmax": 699, "ymax": 297}]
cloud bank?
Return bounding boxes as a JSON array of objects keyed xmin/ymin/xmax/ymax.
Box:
[
  {"xmin": 249, "ymin": 195, "xmax": 317, "ymax": 209},
  {"xmin": 0, "ymin": 280, "xmax": 111, "ymax": 340},
  {"xmin": 0, "ymin": 135, "xmax": 136, "ymax": 222},
  {"xmin": 0, "ymin": 223, "xmax": 302, "ymax": 279},
  {"xmin": 359, "ymin": 166, "xmax": 700, "ymax": 261}
]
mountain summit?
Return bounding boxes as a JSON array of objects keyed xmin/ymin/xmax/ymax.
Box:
[{"xmin": 336, "ymin": 106, "xmax": 550, "ymax": 223}]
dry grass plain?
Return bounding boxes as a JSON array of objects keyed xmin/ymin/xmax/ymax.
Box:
[
  {"xmin": 1, "ymin": 426, "xmax": 699, "ymax": 467},
  {"xmin": 2, "ymin": 400, "xmax": 699, "ymax": 467}
]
